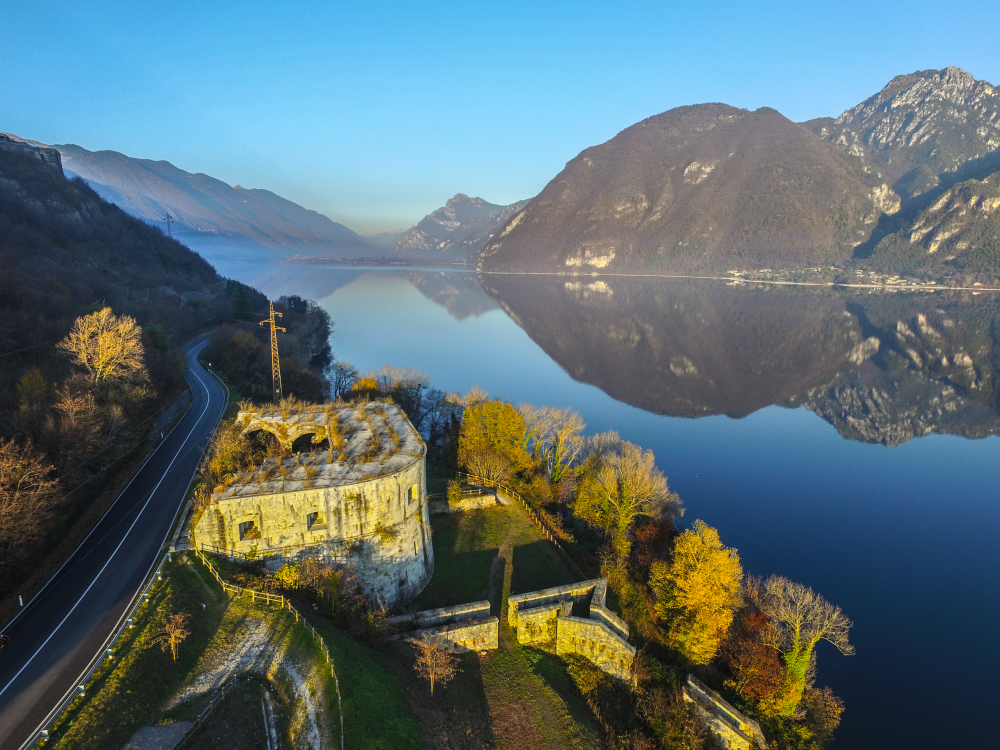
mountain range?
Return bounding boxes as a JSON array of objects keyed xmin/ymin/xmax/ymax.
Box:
[{"xmin": 481, "ymin": 66, "xmax": 1000, "ymax": 280}]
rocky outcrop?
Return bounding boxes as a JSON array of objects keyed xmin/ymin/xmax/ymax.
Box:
[
  {"xmin": 0, "ymin": 134, "xmax": 62, "ymax": 173},
  {"xmin": 808, "ymin": 67, "xmax": 1000, "ymax": 199},
  {"xmin": 393, "ymin": 194, "xmax": 529, "ymax": 259},
  {"xmin": 868, "ymin": 170, "xmax": 1000, "ymax": 276},
  {"xmin": 480, "ymin": 104, "xmax": 897, "ymax": 274}
]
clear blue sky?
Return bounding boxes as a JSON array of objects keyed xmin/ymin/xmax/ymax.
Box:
[{"xmin": 3, "ymin": 1, "xmax": 998, "ymax": 234}]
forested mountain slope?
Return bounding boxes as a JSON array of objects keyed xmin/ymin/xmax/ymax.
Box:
[
  {"xmin": 480, "ymin": 104, "xmax": 898, "ymax": 274},
  {"xmin": 2, "ymin": 135, "xmax": 369, "ymax": 254}
]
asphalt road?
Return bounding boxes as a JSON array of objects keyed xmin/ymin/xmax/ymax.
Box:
[{"xmin": 0, "ymin": 339, "xmax": 227, "ymax": 750}]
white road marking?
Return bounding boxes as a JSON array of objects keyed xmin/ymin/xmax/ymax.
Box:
[{"xmin": 0, "ymin": 354, "xmax": 214, "ymax": 703}]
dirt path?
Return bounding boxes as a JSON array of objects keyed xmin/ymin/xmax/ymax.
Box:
[{"xmin": 481, "ymin": 528, "xmax": 604, "ymax": 750}]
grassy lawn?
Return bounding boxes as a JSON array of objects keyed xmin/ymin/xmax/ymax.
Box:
[
  {"xmin": 408, "ymin": 503, "xmax": 580, "ymax": 614},
  {"xmin": 402, "ymin": 503, "xmax": 605, "ymax": 749},
  {"xmin": 49, "ymin": 557, "xmax": 228, "ymax": 750}
]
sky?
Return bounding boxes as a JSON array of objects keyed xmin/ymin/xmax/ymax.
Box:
[{"xmin": 3, "ymin": 1, "xmax": 999, "ymax": 234}]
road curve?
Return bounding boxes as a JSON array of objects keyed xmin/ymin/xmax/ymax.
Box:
[{"xmin": 0, "ymin": 339, "xmax": 227, "ymax": 750}]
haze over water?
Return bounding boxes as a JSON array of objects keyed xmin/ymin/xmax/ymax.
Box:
[{"xmin": 214, "ymin": 260, "xmax": 1000, "ymax": 749}]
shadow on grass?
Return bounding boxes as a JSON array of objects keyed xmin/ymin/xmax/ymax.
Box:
[
  {"xmin": 511, "ymin": 540, "xmax": 580, "ymax": 595},
  {"xmin": 390, "ymin": 641, "xmax": 497, "ymax": 749}
]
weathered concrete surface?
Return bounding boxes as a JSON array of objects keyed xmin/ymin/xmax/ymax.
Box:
[
  {"xmin": 194, "ymin": 402, "xmax": 433, "ymax": 608},
  {"xmin": 555, "ymin": 616, "xmax": 636, "ymax": 681},
  {"xmin": 390, "ymin": 617, "xmax": 499, "ymax": 653},
  {"xmin": 683, "ymin": 675, "xmax": 767, "ymax": 750},
  {"xmin": 385, "ymin": 600, "xmax": 491, "ymax": 631},
  {"xmin": 428, "ymin": 493, "xmax": 498, "ymax": 514},
  {"xmin": 508, "ymin": 577, "xmax": 635, "ymax": 679},
  {"xmin": 121, "ymin": 722, "xmax": 193, "ymax": 750}
]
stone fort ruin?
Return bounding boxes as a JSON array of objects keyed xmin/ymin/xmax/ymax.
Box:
[{"xmin": 193, "ymin": 401, "xmax": 433, "ymax": 608}]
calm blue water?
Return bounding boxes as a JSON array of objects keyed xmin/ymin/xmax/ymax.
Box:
[{"xmin": 213, "ymin": 261, "xmax": 1000, "ymax": 749}]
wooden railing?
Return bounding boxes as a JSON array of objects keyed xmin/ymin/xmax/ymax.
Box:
[
  {"xmin": 191, "ymin": 549, "xmax": 345, "ymax": 750},
  {"xmin": 457, "ymin": 472, "xmax": 586, "ymax": 581}
]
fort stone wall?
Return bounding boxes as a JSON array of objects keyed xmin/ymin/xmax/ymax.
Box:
[{"xmin": 193, "ymin": 402, "xmax": 434, "ymax": 608}]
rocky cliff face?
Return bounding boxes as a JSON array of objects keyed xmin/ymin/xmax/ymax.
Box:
[
  {"xmin": 480, "ymin": 104, "xmax": 897, "ymax": 274},
  {"xmin": 869, "ymin": 169, "xmax": 1000, "ymax": 277},
  {"xmin": 394, "ymin": 194, "xmax": 529, "ymax": 259},
  {"xmin": 807, "ymin": 67, "xmax": 1000, "ymax": 199},
  {"xmin": 0, "ymin": 134, "xmax": 62, "ymax": 173}
]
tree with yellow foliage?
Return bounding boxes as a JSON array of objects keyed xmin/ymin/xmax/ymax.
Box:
[
  {"xmin": 574, "ymin": 433, "xmax": 680, "ymax": 561},
  {"xmin": 458, "ymin": 400, "xmax": 531, "ymax": 480},
  {"xmin": 650, "ymin": 520, "xmax": 743, "ymax": 664},
  {"xmin": 58, "ymin": 307, "xmax": 146, "ymax": 385}
]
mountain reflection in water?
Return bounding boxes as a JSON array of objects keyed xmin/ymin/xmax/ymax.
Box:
[{"xmin": 482, "ymin": 274, "xmax": 1000, "ymax": 446}]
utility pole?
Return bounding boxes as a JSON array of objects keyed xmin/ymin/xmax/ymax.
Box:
[{"xmin": 260, "ymin": 300, "xmax": 285, "ymax": 402}]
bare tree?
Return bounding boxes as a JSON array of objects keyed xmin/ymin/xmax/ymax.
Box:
[
  {"xmin": 465, "ymin": 448, "xmax": 512, "ymax": 486},
  {"xmin": 754, "ymin": 575, "xmax": 854, "ymax": 714},
  {"xmin": 58, "ymin": 307, "xmax": 147, "ymax": 385},
  {"xmin": 150, "ymin": 612, "xmax": 192, "ymax": 661},
  {"xmin": 0, "ymin": 439, "xmax": 60, "ymax": 575},
  {"xmin": 412, "ymin": 634, "xmax": 459, "ymax": 695},
  {"xmin": 518, "ymin": 404, "xmax": 585, "ymax": 482},
  {"xmin": 329, "ymin": 360, "xmax": 359, "ymax": 399}
]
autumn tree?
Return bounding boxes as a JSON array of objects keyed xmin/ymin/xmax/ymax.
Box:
[
  {"xmin": 800, "ymin": 685, "xmax": 845, "ymax": 745},
  {"xmin": 721, "ymin": 609, "xmax": 786, "ymax": 713},
  {"xmin": 412, "ymin": 634, "xmax": 459, "ymax": 695},
  {"xmin": 58, "ymin": 307, "xmax": 147, "ymax": 385},
  {"xmin": 649, "ymin": 520, "xmax": 742, "ymax": 664},
  {"xmin": 458, "ymin": 400, "xmax": 531, "ymax": 481},
  {"xmin": 464, "ymin": 448, "xmax": 512, "ymax": 486},
  {"xmin": 519, "ymin": 404, "xmax": 585, "ymax": 482},
  {"xmin": 0, "ymin": 439, "xmax": 61, "ymax": 579},
  {"xmin": 150, "ymin": 612, "xmax": 191, "ymax": 661},
  {"xmin": 753, "ymin": 575, "xmax": 854, "ymax": 714},
  {"xmin": 573, "ymin": 432, "xmax": 681, "ymax": 560}
]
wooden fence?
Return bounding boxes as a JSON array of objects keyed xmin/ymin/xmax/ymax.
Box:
[{"xmin": 190, "ymin": 549, "xmax": 346, "ymax": 750}]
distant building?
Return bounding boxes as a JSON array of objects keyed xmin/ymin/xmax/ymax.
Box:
[{"xmin": 193, "ymin": 401, "xmax": 433, "ymax": 608}]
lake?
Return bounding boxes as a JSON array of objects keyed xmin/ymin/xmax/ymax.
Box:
[{"xmin": 211, "ymin": 260, "xmax": 1000, "ymax": 749}]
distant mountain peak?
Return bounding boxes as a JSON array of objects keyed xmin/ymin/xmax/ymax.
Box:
[
  {"xmin": 393, "ymin": 194, "xmax": 528, "ymax": 258},
  {"xmin": 810, "ymin": 66, "xmax": 1000, "ymax": 197}
]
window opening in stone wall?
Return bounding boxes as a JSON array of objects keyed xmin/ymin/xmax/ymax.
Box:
[
  {"xmin": 238, "ymin": 520, "xmax": 260, "ymax": 540},
  {"xmin": 408, "ymin": 484, "xmax": 419, "ymax": 502},
  {"xmin": 307, "ymin": 511, "xmax": 326, "ymax": 530}
]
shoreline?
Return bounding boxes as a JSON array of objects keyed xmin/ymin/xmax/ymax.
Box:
[{"xmin": 476, "ymin": 269, "xmax": 1000, "ymax": 293}]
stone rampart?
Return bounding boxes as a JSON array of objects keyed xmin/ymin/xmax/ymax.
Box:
[
  {"xmin": 507, "ymin": 579, "xmax": 606, "ymax": 628},
  {"xmin": 683, "ymin": 675, "xmax": 767, "ymax": 750},
  {"xmin": 508, "ymin": 577, "xmax": 635, "ymax": 680},
  {"xmin": 515, "ymin": 601, "xmax": 572, "ymax": 646},
  {"xmin": 385, "ymin": 600, "xmax": 490, "ymax": 631},
  {"xmin": 428, "ymin": 493, "xmax": 498, "ymax": 515},
  {"xmin": 390, "ymin": 618, "xmax": 499, "ymax": 653},
  {"xmin": 555, "ymin": 617, "xmax": 636, "ymax": 681},
  {"xmin": 194, "ymin": 402, "xmax": 433, "ymax": 609}
]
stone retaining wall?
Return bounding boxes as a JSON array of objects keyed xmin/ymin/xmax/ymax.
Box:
[
  {"xmin": 385, "ymin": 600, "xmax": 491, "ymax": 632},
  {"xmin": 391, "ymin": 618, "xmax": 499, "ymax": 653},
  {"xmin": 508, "ymin": 577, "xmax": 635, "ymax": 680},
  {"xmin": 555, "ymin": 616, "xmax": 636, "ymax": 681}
]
